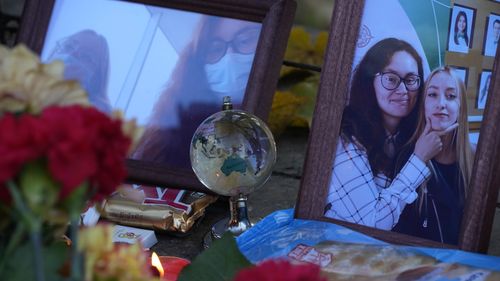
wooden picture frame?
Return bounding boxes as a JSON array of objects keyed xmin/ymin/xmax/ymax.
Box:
[
  {"xmin": 295, "ymin": 0, "xmax": 500, "ymax": 253},
  {"xmin": 17, "ymin": 0, "xmax": 296, "ymax": 194}
]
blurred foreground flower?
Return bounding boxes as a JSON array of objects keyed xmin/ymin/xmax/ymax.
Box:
[
  {"xmin": 79, "ymin": 224, "xmax": 159, "ymax": 281},
  {"xmin": 0, "ymin": 44, "xmax": 88, "ymax": 114},
  {"xmin": 0, "ymin": 44, "xmax": 142, "ymax": 281},
  {"xmin": 234, "ymin": 259, "xmax": 327, "ymax": 281}
]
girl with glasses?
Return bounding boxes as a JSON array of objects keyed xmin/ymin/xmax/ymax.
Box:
[
  {"xmin": 394, "ymin": 66, "xmax": 474, "ymax": 245},
  {"xmin": 324, "ymin": 38, "xmax": 446, "ymax": 230},
  {"xmin": 132, "ymin": 16, "xmax": 261, "ymax": 168}
]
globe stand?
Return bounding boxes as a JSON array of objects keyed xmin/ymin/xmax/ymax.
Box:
[{"xmin": 203, "ymin": 193, "xmax": 252, "ymax": 249}]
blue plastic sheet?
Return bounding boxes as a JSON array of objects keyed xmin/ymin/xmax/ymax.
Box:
[{"xmin": 236, "ymin": 209, "xmax": 500, "ymax": 271}]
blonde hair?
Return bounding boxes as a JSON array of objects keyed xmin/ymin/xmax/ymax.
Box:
[{"xmin": 409, "ymin": 66, "xmax": 474, "ymax": 210}]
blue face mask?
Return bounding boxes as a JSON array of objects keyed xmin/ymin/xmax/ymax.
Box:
[{"xmin": 204, "ymin": 53, "xmax": 254, "ymax": 103}]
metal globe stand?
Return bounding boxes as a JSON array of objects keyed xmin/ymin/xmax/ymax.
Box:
[{"xmin": 203, "ymin": 193, "xmax": 252, "ymax": 249}]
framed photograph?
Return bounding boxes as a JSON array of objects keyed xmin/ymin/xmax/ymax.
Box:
[
  {"xmin": 295, "ymin": 0, "xmax": 500, "ymax": 253},
  {"xmin": 477, "ymin": 70, "xmax": 492, "ymax": 110},
  {"xmin": 17, "ymin": 0, "xmax": 296, "ymax": 193},
  {"xmin": 483, "ymin": 13, "xmax": 500, "ymax": 57},
  {"xmin": 447, "ymin": 4, "xmax": 476, "ymax": 54},
  {"xmin": 450, "ymin": 65, "xmax": 469, "ymax": 87}
]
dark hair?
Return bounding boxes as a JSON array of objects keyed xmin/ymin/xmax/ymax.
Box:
[
  {"xmin": 453, "ymin": 11, "xmax": 469, "ymax": 46},
  {"xmin": 341, "ymin": 38, "xmax": 424, "ymax": 177}
]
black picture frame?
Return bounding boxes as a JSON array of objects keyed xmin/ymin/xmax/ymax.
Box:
[
  {"xmin": 446, "ymin": 4, "xmax": 476, "ymax": 54},
  {"xmin": 17, "ymin": 0, "xmax": 296, "ymax": 194},
  {"xmin": 482, "ymin": 13, "xmax": 500, "ymax": 57}
]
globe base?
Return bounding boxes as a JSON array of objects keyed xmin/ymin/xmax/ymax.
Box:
[{"xmin": 202, "ymin": 194, "xmax": 256, "ymax": 249}]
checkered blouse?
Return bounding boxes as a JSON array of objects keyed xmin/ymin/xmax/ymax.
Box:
[{"xmin": 324, "ymin": 136, "xmax": 431, "ymax": 230}]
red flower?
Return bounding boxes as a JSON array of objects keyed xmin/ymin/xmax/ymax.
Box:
[
  {"xmin": 0, "ymin": 105, "xmax": 131, "ymax": 203},
  {"xmin": 0, "ymin": 114, "xmax": 46, "ymax": 183},
  {"xmin": 40, "ymin": 105, "xmax": 130, "ymax": 201},
  {"xmin": 233, "ymin": 259, "xmax": 327, "ymax": 281},
  {"xmin": 0, "ymin": 113, "xmax": 48, "ymax": 203}
]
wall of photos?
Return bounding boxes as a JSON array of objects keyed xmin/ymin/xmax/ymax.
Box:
[{"xmin": 445, "ymin": 0, "xmax": 499, "ymax": 133}]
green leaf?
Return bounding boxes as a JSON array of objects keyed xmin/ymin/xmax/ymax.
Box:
[
  {"xmin": 178, "ymin": 232, "xmax": 252, "ymax": 281},
  {"xmin": 61, "ymin": 182, "xmax": 88, "ymax": 217},
  {"xmin": 0, "ymin": 240, "xmax": 68, "ymax": 281},
  {"xmin": 19, "ymin": 161, "xmax": 59, "ymax": 216}
]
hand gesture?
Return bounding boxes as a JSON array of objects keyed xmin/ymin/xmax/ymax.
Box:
[{"xmin": 414, "ymin": 118, "xmax": 458, "ymax": 162}]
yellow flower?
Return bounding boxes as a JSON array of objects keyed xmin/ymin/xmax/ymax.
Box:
[
  {"xmin": 79, "ymin": 224, "xmax": 160, "ymax": 281},
  {"xmin": 0, "ymin": 44, "xmax": 89, "ymax": 115},
  {"xmin": 281, "ymin": 26, "xmax": 328, "ymax": 76}
]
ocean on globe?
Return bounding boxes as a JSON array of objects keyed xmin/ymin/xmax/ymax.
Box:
[{"xmin": 190, "ymin": 109, "xmax": 277, "ymax": 197}]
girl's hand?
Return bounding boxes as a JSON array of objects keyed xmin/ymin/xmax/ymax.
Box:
[{"xmin": 414, "ymin": 118, "xmax": 458, "ymax": 162}]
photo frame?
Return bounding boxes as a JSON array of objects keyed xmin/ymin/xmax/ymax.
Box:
[
  {"xmin": 450, "ymin": 65, "xmax": 469, "ymax": 87},
  {"xmin": 295, "ymin": 0, "xmax": 500, "ymax": 253},
  {"xmin": 17, "ymin": 0, "xmax": 296, "ymax": 194},
  {"xmin": 447, "ymin": 4, "xmax": 476, "ymax": 54},
  {"xmin": 477, "ymin": 70, "xmax": 492, "ymax": 110},
  {"xmin": 482, "ymin": 13, "xmax": 500, "ymax": 57}
]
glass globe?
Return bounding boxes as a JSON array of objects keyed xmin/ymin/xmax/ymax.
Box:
[{"xmin": 190, "ymin": 109, "xmax": 277, "ymax": 197}]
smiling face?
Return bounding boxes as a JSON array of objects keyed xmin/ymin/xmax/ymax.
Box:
[
  {"xmin": 424, "ymin": 72, "xmax": 460, "ymax": 131},
  {"xmin": 457, "ymin": 15, "xmax": 466, "ymax": 32},
  {"xmin": 373, "ymin": 51, "xmax": 419, "ymax": 129}
]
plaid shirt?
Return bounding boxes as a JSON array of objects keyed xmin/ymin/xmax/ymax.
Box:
[{"xmin": 324, "ymin": 137, "xmax": 431, "ymax": 230}]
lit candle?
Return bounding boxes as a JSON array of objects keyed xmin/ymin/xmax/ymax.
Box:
[{"xmin": 150, "ymin": 252, "xmax": 190, "ymax": 281}]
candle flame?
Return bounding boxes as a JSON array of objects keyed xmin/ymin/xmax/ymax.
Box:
[{"xmin": 151, "ymin": 252, "xmax": 164, "ymax": 277}]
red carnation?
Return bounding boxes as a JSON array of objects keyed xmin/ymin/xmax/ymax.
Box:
[
  {"xmin": 0, "ymin": 114, "xmax": 46, "ymax": 189},
  {"xmin": 233, "ymin": 259, "xmax": 327, "ymax": 281}
]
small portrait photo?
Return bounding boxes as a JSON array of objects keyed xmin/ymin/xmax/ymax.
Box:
[
  {"xmin": 447, "ymin": 5, "xmax": 475, "ymax": 54},
  {"xmin": 449, "ymin": 66, "xmax": 469, "ymax": 87},
  {"xmin": 477, "ymin": 70, "xmax": 492, "ymax": 110},
  {"xmin": 483, "ymin": 13, "xmax": 500, "ymax": 57}
]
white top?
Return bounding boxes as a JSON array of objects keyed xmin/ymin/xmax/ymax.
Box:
[{"xmin": 324, "ymin": 136, "xmax": 431, "ymax": 230}]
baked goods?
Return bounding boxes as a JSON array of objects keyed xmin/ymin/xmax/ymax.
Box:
[{"xmin": 287, "ymin": 241, "xmax": 500, "ymax": 280}]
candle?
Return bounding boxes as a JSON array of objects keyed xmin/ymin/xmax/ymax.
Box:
[{"xmin": 150, "ymin": 252, "xmax": 190, "ymax": 281}]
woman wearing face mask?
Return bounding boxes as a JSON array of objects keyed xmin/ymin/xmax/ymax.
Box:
[
  {"xmin": 46, "ymin": 29, "xmax": 112, "ymax": 114},
  {"xmin": 324, "ymin": 38, "xmax": 446, "ymax": 230},
  {"xmin": 394, "ymin": 66, "xmax": 474, "ymax": 245},
  {"xmin": 132, "ymin": 16, "xmax": 260, "ymax": 168}
]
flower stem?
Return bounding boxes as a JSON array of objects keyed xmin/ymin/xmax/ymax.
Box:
[
  {"xmin": 70, "ymin": 216, "xmax": 82, "ymax": 281},
  {"xmin": 6, "ymin": 181, "xmax": 44, "ymax": 281},
  {"xmin": 30, "ymin": 230, "xmax": 45, "ymax": 281},
  {"xmin": 0, "ymin": 222, "xmax": 26, "ymax": 274}
]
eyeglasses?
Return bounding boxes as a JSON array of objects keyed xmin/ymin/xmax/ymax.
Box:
[
  {"xmin": 375, "ymin": 72, "xmax": 421, "ymax": 91},
  {"xmin": 204, "ymin": 27, "xmax": 260, "ymax": 64}
]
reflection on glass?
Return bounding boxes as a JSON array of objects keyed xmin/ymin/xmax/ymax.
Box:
[
  {"xmin": 132, "ymin": 16, "xmax": 261, "ymax": 168},
  {"xmin": 39, "ymin": 0, "xmax": 262, "ymax": 169},
  {"xmin": 46, "ymin": 29, "xmax": 112, "ymax": 114}
]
